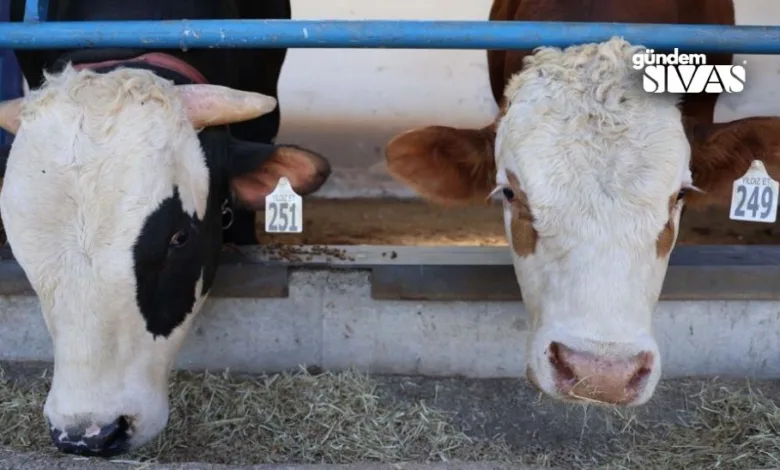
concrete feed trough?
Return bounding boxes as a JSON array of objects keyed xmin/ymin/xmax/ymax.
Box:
[{"xmin": 3, "ymin": 202, "xmax": 780, "ymax": 378}]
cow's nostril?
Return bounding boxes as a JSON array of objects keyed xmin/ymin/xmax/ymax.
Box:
[
  {"xmin": 626, "ymin": 352, "xmax": 654, "ymax": 392},
  {"xmin": 102, "ymin": 415, "xmax": 131, "ymax": 454},
  {"xmin": 50, "ymin": 416, "xmax": 131, "ymax": 457},
  {"xmin": 547, "ymin": 341, "xmax": 576, "ymax": 385}
]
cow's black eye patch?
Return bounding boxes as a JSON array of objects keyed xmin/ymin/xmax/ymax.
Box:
[{"xmin": 133, "ymin": 186, "xmax": 204, "ymax": 338}]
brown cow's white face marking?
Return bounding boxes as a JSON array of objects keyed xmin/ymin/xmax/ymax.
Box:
[{"xmin": 493, "ymin": 38, "xmax": 692, "ymax": 406}]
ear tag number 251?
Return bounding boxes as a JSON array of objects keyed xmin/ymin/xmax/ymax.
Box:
[
  {"xmin": 265, "ymin": 177, "xmax": 303, "ymax": 233},
  {"xmin": 729, "ymin": 160, "xmax": 779, "ymax": 223}
]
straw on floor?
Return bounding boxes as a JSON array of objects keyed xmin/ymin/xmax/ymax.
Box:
[
  {"xmin": 1, "ymin": 365, "xmax": 779, "ymax": 469},
  {"xmin": 0, "ymin": 366, "xmax": 522, "ymax": 466}
]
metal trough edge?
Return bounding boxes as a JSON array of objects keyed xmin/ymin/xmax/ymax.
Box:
[{"xmin": 1, "ymin": 244, "xmax": 779, "ymax": 301}]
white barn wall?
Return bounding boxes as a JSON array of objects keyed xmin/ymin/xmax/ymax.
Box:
[{"xmin": 277, "ymin": 0, "xmax": 780, "ymax": 198}]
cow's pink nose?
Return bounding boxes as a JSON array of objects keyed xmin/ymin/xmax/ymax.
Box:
[{"xmin": 547, "ymin": 341, "xmax": 653, "ymax": 405}]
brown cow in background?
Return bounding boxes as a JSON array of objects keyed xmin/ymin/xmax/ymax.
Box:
[{"xmin": 385, "ymin": 0, "xmax": 778, "ymax": 407}]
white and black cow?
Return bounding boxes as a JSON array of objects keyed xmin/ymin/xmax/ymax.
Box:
[{"xmin": 0, "ymin": 0, "xmax": 330, "ymax": 457}]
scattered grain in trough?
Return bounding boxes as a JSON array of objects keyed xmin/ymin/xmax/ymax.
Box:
[
  {"xmin": 2, "ymin": 363, "xmax": 780, "ymax": 469},
  {"xmin": 2, "ymin": 197, "xmax": 779, "ymax": 250},
  {"xmin": 258, "ymin": 244, "xmax": 355, "ymax": 263},
  {"xmin": 255, "ymin": 198, "xmax": 780, "ymax": 247}
]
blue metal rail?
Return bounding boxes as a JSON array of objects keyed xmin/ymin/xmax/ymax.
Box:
[{"xmin": 0, "ymin": 20, "xmax": 778, "ymax": 53}]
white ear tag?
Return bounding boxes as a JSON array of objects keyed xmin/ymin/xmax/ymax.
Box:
[
  {"xmin": 729, "ymin": 160, "xmax": 779, "ymax": 223},
  {"xmin": 264, "ymin": 177, "xmax": 303, "ymax": 233}
]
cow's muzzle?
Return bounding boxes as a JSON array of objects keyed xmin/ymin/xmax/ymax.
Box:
[{"xmin": 49, "ymin": 415, "xmax": 132, "ymax": 457}]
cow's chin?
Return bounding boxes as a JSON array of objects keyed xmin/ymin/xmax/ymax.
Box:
[{"xmin": 524, "ymin": 323, "xmax": 663, "ymax": 408}]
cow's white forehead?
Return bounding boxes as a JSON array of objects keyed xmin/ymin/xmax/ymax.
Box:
[
  {"xmin": 12, "ymin": 65, "xmax": 209, "ymax": 220},
  {"xmin": 495, "ymin": 38, "xmax": 691, "ymax": 243}
]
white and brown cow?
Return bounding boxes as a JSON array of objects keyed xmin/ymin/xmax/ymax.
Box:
[
  {"xmin": 0, "ymin": 0, "xmax": 330, "ymax": 457},
  {"xmin": 385, "ymin": 0, "xmax": 779, "ymax": 407}
]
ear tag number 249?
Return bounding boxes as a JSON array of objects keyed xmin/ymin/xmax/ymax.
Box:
[
  {"xmin": 729, "ymin": 160, "xmax": 779, "ymax": 223},
  {"xmin": 265, "ymin": 177, "xmax": 303, "ymax": 233}
]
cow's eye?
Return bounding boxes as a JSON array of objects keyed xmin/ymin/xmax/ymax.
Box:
[
  {"xmin": 169, "ymin": 230, "xmax": 189, "ymax": 248},
  {"xmin": 676, "ymin": 188, "xmax": 688, "ymax": 202},
  {"xmin": 502, "ymin": 187, "xmax": 515, "ymax": 202}
]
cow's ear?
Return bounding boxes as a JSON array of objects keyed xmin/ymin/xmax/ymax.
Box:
[
  {"xmin": 385, "ymin": 124, "xmax": 497, "ymax": 206},
  {"xmin": 226, "ymin": 138, "xmax": 331, "ymax": 210},
  {"xmin": 687, "ymin": 117, "xmax": 780, "ymax": 203}
]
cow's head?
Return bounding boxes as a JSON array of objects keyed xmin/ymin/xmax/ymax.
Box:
[
  {"xmin": 0, "ymin": 66, "xmax": 330, "ymax": 454},
  {"xmin": 385, "ymin": 37, "xmax": 778, "ymax": 407}
]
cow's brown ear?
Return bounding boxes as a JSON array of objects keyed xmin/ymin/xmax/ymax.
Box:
[
  {"xmin": 227, "ymin": 140, "xmax": 331, "ymax": 210},
  {"xmin": 687, "ymin": 117, "xmax": 780, "ymax": 204},
  {"xmin": 384, "ymin": 124, "xmax": 497, "ymax": 206}
]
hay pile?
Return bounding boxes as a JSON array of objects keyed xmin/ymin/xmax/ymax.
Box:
[
  {"xmin": 2, "ymin": 365, "xmax": 780, "ymax": 469},
  {"xmin": 0, "ymin": 366, "xmax": 519, "ymax": 466},
  {"xmin": 606, "ymin": 380, "xmax": 780, "ymax": 469}
]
